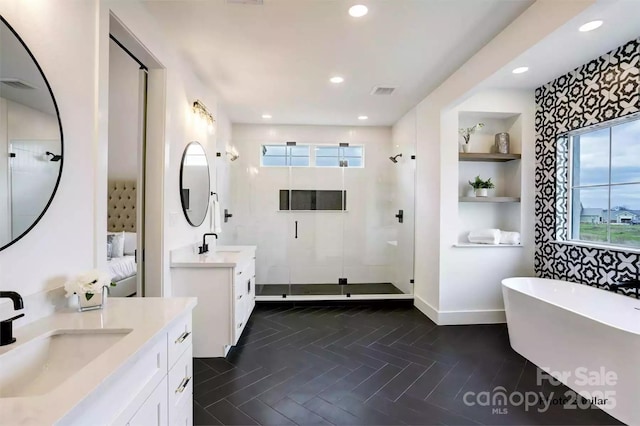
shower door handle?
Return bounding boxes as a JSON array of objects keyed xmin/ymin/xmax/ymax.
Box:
[
  {"xmin": 395, "ymin": 210, "xmax": 404, "ymax": 223},
  {"xmin": 295, "ymin": 221, "xmax": 298, "ymax": 239}
]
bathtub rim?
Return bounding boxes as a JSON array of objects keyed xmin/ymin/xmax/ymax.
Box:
[{"xmin": 502, "ymin": 276, "xmax": 640, "ymax": 336}]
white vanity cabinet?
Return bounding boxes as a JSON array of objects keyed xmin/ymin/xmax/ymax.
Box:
[
  {"xmin": 232, "ymin": 256, "xmax": 256, "ymax": 344},
  {"xmin": 127, "ymin": 342, "xmax": 193, "ymax": 426},
  {"xmin": 127, "ymin": 314, "xmax": 194, "ymax": 426},
  {"xmin": 170, "ymin": 246, "xmax": 257, "ymax": 357},
  {"xmin": 0, "ymin": 298, "xmax": 196, "ymax": 426},
  {"xmin": 62, "ymin": 313, "xmax": 194, "ymax": 426}
]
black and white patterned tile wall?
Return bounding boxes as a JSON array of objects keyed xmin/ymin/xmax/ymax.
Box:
[{"xmin": 535, "ymin": 37, "xmax": 640, "ymax": 297}]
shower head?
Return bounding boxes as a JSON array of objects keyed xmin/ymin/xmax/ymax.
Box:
[
  {"xmin": 45, "ymin": 151, "xmax": 62, "ymax": 162},
  {"xmin": 389, "ymin": 153, "xmax": 403, "ymax": 163}
]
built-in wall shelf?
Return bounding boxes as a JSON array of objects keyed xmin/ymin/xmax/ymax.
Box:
[
  {"xmin": 459, "ymin": 197, "xmax": 521, "ymax": 203},
  {"xmin": 458, "ymin": 153, "xmax": 521, "ymax": 162},
  {"xmin": 453, "ymin": 243, "xmax": 523, "ymax": 248}
]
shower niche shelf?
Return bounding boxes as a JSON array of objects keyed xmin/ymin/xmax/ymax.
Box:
[
  {"xmin": 457, "ymin": 110, "xmax": 523, "ymax": 245},
  {"xmin": 459, "ymin": 196, "xmax": 520, "ymax": 203},
  {"xmin": 459, "ymin": 153, "xmax": 521, "ymax": 162}
]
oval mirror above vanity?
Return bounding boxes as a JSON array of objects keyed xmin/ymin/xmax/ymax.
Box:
[
  {"xmin": 179, "ymin": 141, "xmax": 210, "ymax": 227},
  {"xmin": 0, "ymin": 17, "xmax": 63, "ymax": 252}
]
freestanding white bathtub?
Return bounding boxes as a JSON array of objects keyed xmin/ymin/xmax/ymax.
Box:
[{"xmin": 502, "ymin": 277, "xmax": 640, "ymax": 425}]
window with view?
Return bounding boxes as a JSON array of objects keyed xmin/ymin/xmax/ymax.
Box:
[
  {"xmin": 315, "ymin": 145, "xmax": 364, "ymax": 168},
  {"xmin": 261, "ymin": 144, "xmax": 310, "ymax": 167},
  {"xmin": 569, "ymin": 117, "xmax": 640, "ymax": 248}
]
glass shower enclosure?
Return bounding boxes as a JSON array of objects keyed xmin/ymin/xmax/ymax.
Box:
[{"xmin": 227, "ymin": 139, "xmax": 415, "ymax": 300}]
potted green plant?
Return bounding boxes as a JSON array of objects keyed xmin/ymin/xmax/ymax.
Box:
[{"xmin": 468, "ymin": 175, "xmax": 495, "ymax": 197}]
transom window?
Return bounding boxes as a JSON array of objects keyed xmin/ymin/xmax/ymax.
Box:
[
  {"xmin": 261, "ymin": 144, "xmax": 310, "ymax": 167},
  {"xmin": 260, "ymin": 143, "xmax": 364, "ymax": 168},
  {"xmin": 568, "ymin": 116, "xmax": 640, "ymax": 248},
  {"xmin": 315, "ymin": 145, "xmax": 364, "ymax": 168}
]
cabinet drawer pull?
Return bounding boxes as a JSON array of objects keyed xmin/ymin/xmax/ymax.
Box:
[
  {"xmin": 175, "ymin": 331, "xmax": 191, "ymax": 344},
  {"xmin": 236, "ymin": 271, "xmax": 242, "ymax": 276},
  {"xmin": 175, "ymin": 376, "xmax": 191, "ymax": 394},
  {"xmin": 238, "ymin": 294, "xmax": 243, "ymax": 300},
  {"xmin": 237, "ymin": 322, "xmax": 243, "ymax": 329}
]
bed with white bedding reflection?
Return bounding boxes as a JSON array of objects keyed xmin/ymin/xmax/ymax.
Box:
[{"xmin": 107, "ymin": 181, "xmax": 138, "ymax": 297}]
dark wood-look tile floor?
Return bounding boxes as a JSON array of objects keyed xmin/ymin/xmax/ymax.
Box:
[{"xmin": 194, "ymin": 303, "xmax": 621, "ymax": 425}]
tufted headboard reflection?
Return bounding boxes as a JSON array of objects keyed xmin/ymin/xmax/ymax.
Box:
[{"xmin": 108, "ymin": 181, "xmax": 137, "ymax": 232}]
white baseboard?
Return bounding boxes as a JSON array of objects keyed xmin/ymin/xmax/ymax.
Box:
[
  {"xmin": 413, "ymin": 295, "xmax": 439, "ymax": 323},
  {"xmin": 413, "ymin": 294, "xmax": 506, "ymax": 325}
]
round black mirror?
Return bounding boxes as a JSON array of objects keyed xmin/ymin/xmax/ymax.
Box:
[
  {"xmin": 179, "ymin": 142, "xmax": 210, "ymax": 226},
  {"xmin": 0, "ymin": 16, "xmax": 63, "ymax": 252}
]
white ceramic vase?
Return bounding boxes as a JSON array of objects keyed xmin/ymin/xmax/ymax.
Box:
[
  {"xmin": 475, "ymin": 188, "xmax": 488, "ymax": 197},
  {"xmin": 462, "ymin": 144, "xmax": 471, "ymax": 153}
]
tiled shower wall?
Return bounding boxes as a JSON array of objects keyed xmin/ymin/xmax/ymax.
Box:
[{"xmin": 535, "ymin": 37, "xmax": 640, "ymax": 296}]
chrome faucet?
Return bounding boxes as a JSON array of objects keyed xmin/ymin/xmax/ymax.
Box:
[
  {"xmin": 199, "ymin": 233, "xmax": 218, "ymax": 254},
  {"xmin": 0, "ymin": 291, "xmax": 24, "ymax": 346}
]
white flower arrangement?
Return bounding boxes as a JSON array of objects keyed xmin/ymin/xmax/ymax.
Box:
[
  {"xmin": 459, "ymin": 122, "xmax": 485, "ymax": 144},
  {"xmin": 64, "ymin": 269, "xmax": 115, "ymax": 302}
]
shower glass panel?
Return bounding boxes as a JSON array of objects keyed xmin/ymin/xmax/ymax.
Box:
[
  {"xmin": 287, "ymin": 162, "xmax": 344, "ymax": 295},
  {"xmin": 392, "ymin": 149, "xmax": 416, "ymax": 296},
  {"xmin": 339, "ymin": 146, "xmax": 414, "ymax": 296},
  {"xmin": 240, "ymin": 160, "xmax": 290, "ymax": 297}
]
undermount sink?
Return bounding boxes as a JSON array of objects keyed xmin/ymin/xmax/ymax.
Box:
[
  {"xmin": 210, "ymin": 249, "xmax": 243, "ymax": 254},
  {"xmin": 0, "ymin": 329, "xmax": 131, "ymax": 398}
]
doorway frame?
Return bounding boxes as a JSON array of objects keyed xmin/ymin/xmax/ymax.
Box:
[{"xmin": 96, "ymin": 5, "xmax": 166, "ymax": 297}]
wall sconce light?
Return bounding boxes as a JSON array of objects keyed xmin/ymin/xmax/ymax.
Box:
[
  {"xmin": 192, "ymin": 99, "xmax": 215, "ymax": 132},
  {"xmin": 226, "ymin": 147, "xmax": 239, "ymax": 161}
]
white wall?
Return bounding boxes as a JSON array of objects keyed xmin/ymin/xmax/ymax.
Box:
[
  {"xmin": 0, "ymin": 0, "xmax": 98, "ymax": 308},
  {"xmin": 439, "ymin": 89, "xmax": 535, "ymax": 323},
  {"xmin": 0, "ymin": 0, "xmax": 231, "ymax": 321},
  {"xmin": 406, "ymin": 0, "xmax": 596, "ymax": 323},
  {"xmin": 228, "ymin": 124, "xmax": 403, "ymax": 288},
  {"xmin": 107, "ymin": 39, "xmax": 140, "ymax": 181},
  {"xmin": 214, "ymin": 107, "xmax": 233, "ymax": 239},
  {"xmin": 100, "ymin": 1, "xmax": 232, "ymax": 297}
]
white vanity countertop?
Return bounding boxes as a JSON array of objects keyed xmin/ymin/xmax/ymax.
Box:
[
  {"xmin": 170, "ymin": 245, "xmax": 256, "ymax": 268},
  {"xmin": 0, "ymin": 297, "xmax": 197, "ymax": 425}
]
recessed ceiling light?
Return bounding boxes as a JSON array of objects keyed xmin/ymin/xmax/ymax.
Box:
[
  {"xmin": 512, "ymin": 66, "xmax": 529, "ymax": 74},
  {"xmin": 330, "ymin": 76, "xmax": 344, "ymax": 84},
  {"xmin": 349, "ymin": 4, "xmax": 368, "ymax": 18},
  {"xmin": 579, "ymin": 20, "xmax": 603, "ymax": 32},
  {"xmin": 262, "ymin": 114, "xmax": 272, "ymax": 119},
  {"xmin": 358, "ymin": 115, "xmax": 368, "ymax": 120}
]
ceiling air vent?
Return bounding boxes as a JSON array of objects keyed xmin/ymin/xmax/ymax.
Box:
[
  {"xmin": 0, "ymin": 78, "xmax": 38, "ymax": 90},
  {"xmin": 226, "ymin": 0, "xmax": 263, "ymax": 4},
  {"xmin": 370, "ymin": 86, "xmax": 396, "ymax": 96}
]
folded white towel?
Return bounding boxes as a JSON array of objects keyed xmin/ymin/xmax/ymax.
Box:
[
  {"xmin": 468, "ymin": 229, "xmax": 501, "ymax": 245},
  {"xmin": 211, "ymin": 199, "xmax": 222, "ymax": 234},
  {"xmin": 500, "ymin": 231, "xmax": 521, "ymax": 245}
]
